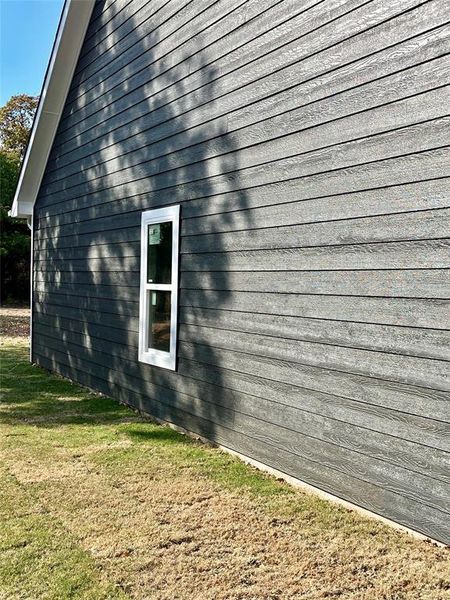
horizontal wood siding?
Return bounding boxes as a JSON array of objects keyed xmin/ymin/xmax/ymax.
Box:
[{"xmin": 32, "ymin": 0, "xmax": 450, "ymax": 543}]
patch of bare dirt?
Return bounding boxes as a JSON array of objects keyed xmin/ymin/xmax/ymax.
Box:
[{"xmin": 0, "ymin": 307, "xmax": 30, "ymax": 338}]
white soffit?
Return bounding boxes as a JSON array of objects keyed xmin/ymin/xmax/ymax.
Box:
[{"xmin": 9, "ymin": 0, "xmax": 95, "ymax": 218}]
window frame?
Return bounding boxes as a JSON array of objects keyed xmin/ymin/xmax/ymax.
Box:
[{"xmin": 138, "ymin": 205, "xmax": 180, "ymax": 370}]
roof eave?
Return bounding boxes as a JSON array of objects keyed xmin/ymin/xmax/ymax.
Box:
[{"xmin": 9, "ymin": 0, "xmax": 95, "ymax": 219}]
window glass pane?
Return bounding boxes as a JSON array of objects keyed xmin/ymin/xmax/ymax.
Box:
[
  {"xmin": 148, "ymin": 290, "xmax": 171, "ymax": 352},
  {"xmin": 147, "ymin": 221, "xmax": 172, "ymax": 284}
]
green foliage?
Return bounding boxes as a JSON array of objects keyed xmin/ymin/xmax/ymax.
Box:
[
  {"xmin": 0, "ymin": 94, "xmax": 38, "ymax": 155},
  {"xmin": 0, "ymin": 149, "xmax": 20, "ymax": 201},
  {"xmin": 0, "ymin": 94, "xmax": 37, "ymax": 304},
  {"xmin": 0, "ymin": 149, "xmax": 30, "ymax": 303}
]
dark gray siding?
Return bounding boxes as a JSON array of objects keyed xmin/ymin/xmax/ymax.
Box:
[{"xmin": 32, "ymin": 0, "xmax": 450, "ymax": 543}]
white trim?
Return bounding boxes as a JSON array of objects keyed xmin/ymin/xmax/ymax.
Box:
[
  {"xmin": 138, "ymin": 205, "xmax": 180, "ymax": 370},
  {"xmin": 9, "ymin": 0, "xmax": 95, "ymax": 218}
]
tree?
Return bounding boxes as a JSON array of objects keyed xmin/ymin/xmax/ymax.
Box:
[
  {"xmin": 0, "ymin": 95, "xmax": 38, "ymax": 304},
  {"xmin": 0, "ymin": 94, "xmax": 38, "ymax": 156},
  {"xmin": 0, "ymin": 150, "xmax": 30, "ymax": 303},
  {"xmin": 0, "ymin": 150, "xmax": 20, "ymax": 204}
]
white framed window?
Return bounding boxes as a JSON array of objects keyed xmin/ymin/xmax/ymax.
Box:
[{"xmin": 138, "ymin": 205, "xmax": 180, "ymax": 370}]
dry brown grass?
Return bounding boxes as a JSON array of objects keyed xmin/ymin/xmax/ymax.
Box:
[
  {"xmin": 1, "ymin": 336, "xmax": 449, "ymax": 599},
  {"xmin": 22, "ymin": 463, "xmax": 450, "ymax": 600}
]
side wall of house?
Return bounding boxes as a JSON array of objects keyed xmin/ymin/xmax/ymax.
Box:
[{"xmin": 32, "ymin": 0, "xmax": 450, "ymax": 542}]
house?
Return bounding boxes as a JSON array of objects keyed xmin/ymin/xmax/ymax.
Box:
[{"xmin": 11, "ymin": 0, "xmax": 450, "ymax": 544}]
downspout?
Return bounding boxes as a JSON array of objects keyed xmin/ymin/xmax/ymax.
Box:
[{"xmin": 27, "ymin": 213, "xmax": 33, "ymax": 362}]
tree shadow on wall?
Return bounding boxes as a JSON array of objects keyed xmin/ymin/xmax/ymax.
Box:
[{"xmin": 32, "ymin": 0, "xmax": 254, "ymax": 445}]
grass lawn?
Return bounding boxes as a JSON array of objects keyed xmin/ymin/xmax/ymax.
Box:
[{"xmin": 0, "ymin": 330, "xmax": 449, "ymax": 598}]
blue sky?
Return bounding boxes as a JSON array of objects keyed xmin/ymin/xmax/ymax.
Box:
[{"xmin": 0, "ymin": 0, "xmax": 64, "ymax": 105}]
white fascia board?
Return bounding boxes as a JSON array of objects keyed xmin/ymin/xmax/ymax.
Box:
[{"xmin": 9, "ymin": 0, "xmax": 95, "ymax": 218}]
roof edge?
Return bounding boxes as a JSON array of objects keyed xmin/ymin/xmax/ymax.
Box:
[{"xmin": 9, "ymin": 0, "xmax": 95, "ymax": 218}]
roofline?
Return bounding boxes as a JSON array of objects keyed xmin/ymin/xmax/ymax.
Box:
[{"xmin": 9, "ymin": 0, "xmax": 95, "ymax": 218}]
